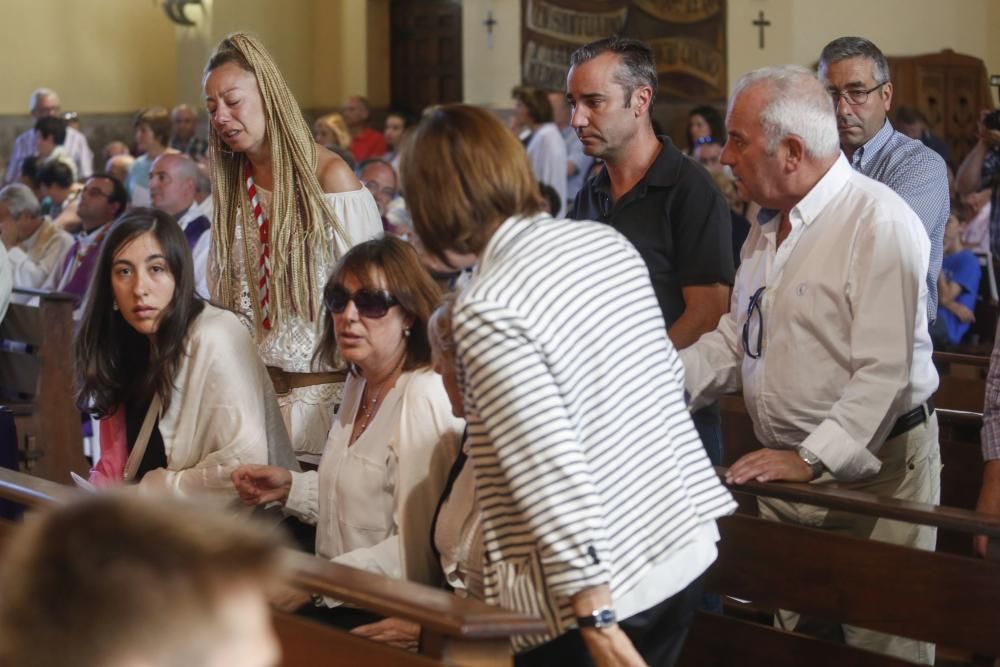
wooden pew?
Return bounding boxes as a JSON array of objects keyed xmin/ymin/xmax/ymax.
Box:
[
  {"xmin": 0, "ymin": 287, "xmax": 88, "ymax": 483},
  {"xmin": 719, "ymin": 395, "xmax": 987, "ymax": 558},
  {"xmin": 934, "ymin": 351, "xmax": 989, "ymax": 413},
  {"xmin": 679, "ymin": 469, "xmax": 1000, "ymax": 667},
  {"xmin": 0, "ymin": 468, "xmax": 545, "ymax": 666}
]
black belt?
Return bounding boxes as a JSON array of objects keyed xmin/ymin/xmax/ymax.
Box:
[{"xmin": 887, "ymin": 399, "xmax": 935, "ymax": 440}]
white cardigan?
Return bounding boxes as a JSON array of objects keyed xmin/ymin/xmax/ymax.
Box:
[
  {"xmin": 285, "ymin": 368, "xmax": 464, "ymax": 588},
  {"xmin": 137, "ymin": 304, "xmax": 296, "ymax": 499}
]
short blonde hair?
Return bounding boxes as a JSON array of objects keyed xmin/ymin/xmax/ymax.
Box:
[{"xmin": 314, "ymin": 112, "xmax": 351, "ymax": 148}]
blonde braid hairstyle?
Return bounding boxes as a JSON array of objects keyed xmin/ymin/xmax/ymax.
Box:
[{"xmin": 205, "ymin": 33, "xmax": 348, "ymax": 339}]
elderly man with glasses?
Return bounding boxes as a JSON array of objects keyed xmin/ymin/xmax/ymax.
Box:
[
  {"xmin": 680, "ymin": 65, "xmax": 940, "ymax": 665},
  {"xmin": 819, "ymin": 36, "xmax": 949, "ymax": 324}
]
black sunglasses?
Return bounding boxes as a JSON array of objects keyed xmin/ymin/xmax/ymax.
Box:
[{"xmin": 324, "ymin": 285, "xmax": 399, "ymax": 319}]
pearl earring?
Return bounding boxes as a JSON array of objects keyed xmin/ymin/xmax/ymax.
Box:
[
  {"xmin": 113, "ymin": 302, "xmax": 119, "ymax": 311},
  {"xmin": 403, "ymin": 328, "xmax": 410, "ymax": 338}
]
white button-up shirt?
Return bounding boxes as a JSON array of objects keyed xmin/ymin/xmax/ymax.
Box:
[{"xmin": 682, "ymin": 155, "xmax": 937, "ymax": 480}]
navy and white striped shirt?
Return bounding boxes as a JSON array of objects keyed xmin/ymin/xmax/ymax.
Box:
[
  {"xmin": 453, "ymin": 213, "xmax": 735, "ymax": 650},
  {"xmin": 850, "ymin": 120, "xmax": 949, "ymax": 322}
]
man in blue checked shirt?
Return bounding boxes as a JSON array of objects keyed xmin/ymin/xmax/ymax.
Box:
[{"xmin": 818, "ymin": 36, "xmax": 949, "ymax": 324}]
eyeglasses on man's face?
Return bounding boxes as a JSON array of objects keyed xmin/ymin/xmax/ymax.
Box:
[
  {"xmin": 363, "ymin": 180, "xmax": 397, "ymax": 200},
  {"xmin": 81, "ymin": 186, "xmax": 112, "ymax": 199},
  {"xmin": 828, "ymin": 81, "xmax": 888, "ymax": 106}
]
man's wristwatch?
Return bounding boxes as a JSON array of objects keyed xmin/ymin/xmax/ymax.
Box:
[
  {"xmin": 797, "ymin": 446, "xmax": 825, "ymax": 480},
  {"xmin": 576, "ymin": 606, "xmax": 617, "ymax": 630}
]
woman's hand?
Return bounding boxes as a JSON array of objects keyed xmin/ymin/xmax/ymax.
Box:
[
  {"xmin": 581, "ymin": 626, "xmax": 649, "ymax": 667},
  {"xmin": 269, "ymin": 584, "xmax": 312, "ymax": 612},
  {"xmin": 351, "ymin": 617, "xmax": 421, "ymax": 651},
  {"xmin": 230, "ymin": 465, "xmax": 293, "ymax": 506}
]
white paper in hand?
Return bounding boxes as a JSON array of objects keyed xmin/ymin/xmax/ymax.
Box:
[{"xmin": 70, "ymin": 472, "xmax": 97, "ymax": 493}]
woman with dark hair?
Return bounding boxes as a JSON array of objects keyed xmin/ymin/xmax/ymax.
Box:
[
  {"xmin": 511, "ymin": 85, "xmax": 567, "ymax": 215},
  {"xmin": 78, "ymin": 207, "xmax": 295, "ymax": 498},
  {"xmin": 401, "ymin": 105, "xmax": 734, "ymax": 666},
  {"xmin": 686, "ymin": 104, "xmax": 725, "ymax": 154},
  {"xmin": 231, "ymin": 236, "xmax": 463, "ymax": 627},
  {"xmin": 203, "ymin": 33, "xmax": 382, "ymax": 460}
]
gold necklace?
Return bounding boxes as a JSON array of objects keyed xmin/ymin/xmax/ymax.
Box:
[{"xmin": 352, "ymin": 355, "xmax": 406, "ymax": 443}]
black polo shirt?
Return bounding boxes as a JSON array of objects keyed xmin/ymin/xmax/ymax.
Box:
[{"xmin": 571, "ymin": 136, "xmax": 734, "ymax": 327}]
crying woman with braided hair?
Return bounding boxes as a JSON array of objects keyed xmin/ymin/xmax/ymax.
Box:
[{"xmin": 203, "ymin": 32, "xmax": 383, "ymax": 461}]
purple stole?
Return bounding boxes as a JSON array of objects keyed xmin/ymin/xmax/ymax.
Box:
[
  {"xmin": 182, "ymin": 215, "xmax": 210, "ymax": 249},
  {"xmin": 60, "ymin": 239, "xmax": 103, "ymax": 303}
]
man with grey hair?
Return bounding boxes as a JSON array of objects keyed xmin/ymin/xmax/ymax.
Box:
[
  {"xmin": 568, "ymin": 35, "xmax": 734, "ymax": 467},
  {"xmin": 818, "ymin": 36, "xmax": 948, "ymax": 325},
  {"xmin": 681, "ymin": 65, "xmax": 939, "ymax": 664},
  {"xmin": 3, "ymin": 88, "xmax": 93, "ymax": 186},
  {"xmin": 149, "ymin": 153, "xmax": 211, "ymax": 297},
  {"xmin": 0, "ymin": 183, "xmax": 73, "ymax": 289}
]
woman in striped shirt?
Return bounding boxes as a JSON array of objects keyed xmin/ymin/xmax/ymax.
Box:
[{"xmin": 399, "ymin": 104, "xmax": 735, "ymax": 666}]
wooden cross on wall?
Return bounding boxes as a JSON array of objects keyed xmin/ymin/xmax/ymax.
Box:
[
  {"xmin": 753, "ymin": 11, "xmax": 771, "ymax": 50},
  {"xmin": 483, "ymin": 11, "xmax": 497, "ymax": 49}
]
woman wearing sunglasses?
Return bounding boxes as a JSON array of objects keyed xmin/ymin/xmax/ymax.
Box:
[
  {"xmin": 231, "ymin": 236, "xmax": 464, "ymax": 628},
  {"xmin": 77, "ymin": 208, "xmax": 296, "ymax": 498}
]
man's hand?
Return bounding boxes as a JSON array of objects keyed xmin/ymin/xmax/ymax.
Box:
[
  {"xmin": 0, "ymin": 218, "xmax": 18, "ymax": 249},
  {"xmin": 977, "ymin": 110, "xmax": 1000, "ymax": 147},
  {"xmin": 351, "ymin": 617, "xmax": 421, "ymax": 651},
  {"xmin": 725, "ymin": 448, "xmax": 814, "ymax": 485},
  {"xmin": 947, "ymin": 301, "xmax": 976, "ymax": 324}
]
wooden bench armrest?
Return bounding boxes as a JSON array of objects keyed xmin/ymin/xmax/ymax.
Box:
[
  {"xmin": 10, "ymin": 287, "xmax": 77, "ymax": 302},
  {"xmin": 933, "ymin": 351, "xmax": 991, "ymax": 368},
  {"xmin": 0, "ymin": 468, "xmax": 547, "ymax": 642},
  {"xmin": 715, "ymin": 466, "xmax": 1000, "ymax": 538},
  {"xmin": 288, "ymin": 551, "xmax": 546, "ymax": 639}
]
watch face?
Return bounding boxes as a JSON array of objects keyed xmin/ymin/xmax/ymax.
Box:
[{"xmin": 595, "ymin": 608, "xmax": 617, "ymax": 627}]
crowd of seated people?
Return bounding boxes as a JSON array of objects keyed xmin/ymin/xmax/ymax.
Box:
[{"xmin": 1, "ymin": 27, "xmax": 999, "ymax": 667}]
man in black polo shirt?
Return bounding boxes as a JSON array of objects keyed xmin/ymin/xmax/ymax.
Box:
[{"xmin": 568, "ymin": 36, "xmax": 734, "ymax": 465}]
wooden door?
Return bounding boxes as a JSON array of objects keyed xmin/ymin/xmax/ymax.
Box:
[
  {"xmin": 390, "ymin": 0, "xmax": 463, "ymax": 117},
  {"xmin": 889, "ymin": 50, "xmax": 994, "ymax": 167}
]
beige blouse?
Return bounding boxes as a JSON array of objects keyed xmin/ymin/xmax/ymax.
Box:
[{"xmin": 285, "ymin": 369, "xmax": 465, "ymax": 589}]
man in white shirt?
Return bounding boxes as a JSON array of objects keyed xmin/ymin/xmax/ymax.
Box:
[
  {"xmin": 0, "ymin": 243, "xmax": 11, "ymax": 323},
  {"xmin": 3, "ymin": 88, "xmax": 93, "ymax": 185},
  {"xmin": 150, "ymin": 154, "xmax": 212, "ymax": 298},
  {"xmin": 681, "ymin": 66, "xmax": 939, "ymax": 665},
  {"xmin": 0, "ymin": 184, "xmax": 73, "ymax": 290}
]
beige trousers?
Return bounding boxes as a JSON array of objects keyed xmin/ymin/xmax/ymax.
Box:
[{"xmin": 757, "ymin": 412, "xmax": 942, "ymax": 665}]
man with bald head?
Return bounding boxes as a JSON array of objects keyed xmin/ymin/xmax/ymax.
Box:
[
  {"xmin": 681, "ymin": 65, "xmax": 939, "ymax": 663},
  {"xmin": 169, "ymin": 104, "xmax": 208, "ymax": 161},
  {"xmin": 150, "ymin": 153, "xmax": 211, "ymax": 297},
  {"xmin": 342, "ymin": 96, "xmax": 387, "ymax": 163},
  {"xmin": 4, "ymin": 88, "xmax": 93, "ymax": 185}
]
